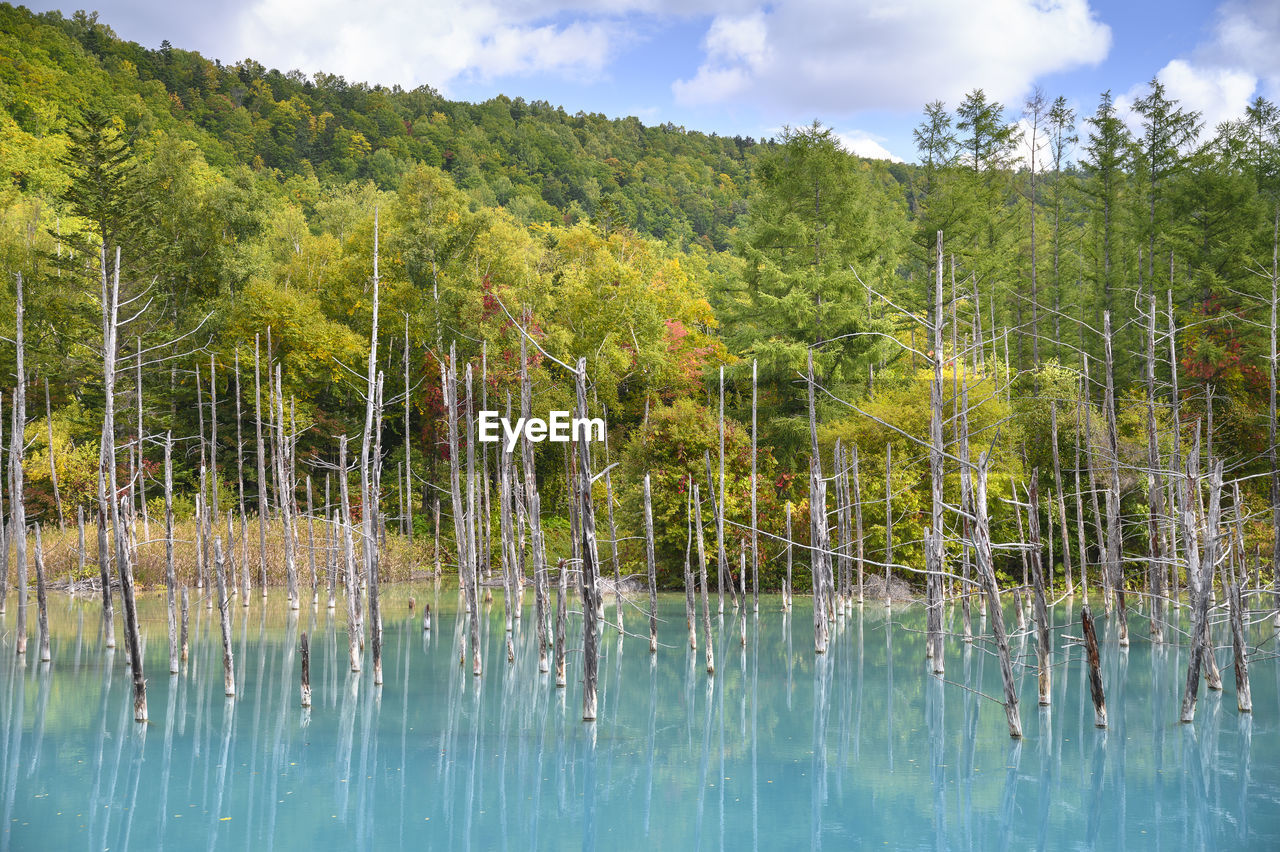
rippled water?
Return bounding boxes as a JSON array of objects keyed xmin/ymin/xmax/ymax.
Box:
[{"xmin": 2, "ymin": 587, "xmax": 1279, "ymax": 850}]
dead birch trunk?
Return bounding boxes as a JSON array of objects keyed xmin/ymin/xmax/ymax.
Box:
[
  {"xmin": 404, "ymin": 314, "xmax": 413, "ymax": 540},
  {"xmin": 101, "ymin": 249, "xmax": 146, "ymax": 721},
  {"xmin": 751, "ymin": 359, "xmax": 759, "ymax": 612},
  {"xmin": 463, "ymin": 364, "xmax": 481, "ymax": 677},
  {"xmin": 644, "ymin": 474, "xmax": 657, "ymax": 653},
  {"xmin": 165, "ymin": 433, "xmax": 178, "ymax": 674},
  {"xmin": 12, "ymin": 272, "xmax": 27, "ymax": 655},
  {"xmin": 1028, "ymin": 479, "xmax": 1050, "ymax": 705},
  {"xmin": 254, "ymin": 335, "xmax": 268, "ymax": 596},
  {"xmin": 928, "ymin": 231, "xmax": 946, "ymax": 672},
  {"xmin": 1269, "ymin": 255, "xmax": 1280, "ymax": 627},
  {"xmin": 574, "ymin": 360, "xmax": 600, "ymax": 719},
  {"xmin": 0, "ymin": 392, "xmax": 8, "ymax": 619},
  {"xmin": 884, "ymin": 441, "xmax": 893, "ymax": 608},
  {"xmin": 214, "ymin": 537, "xmax": 235, "ymax": 697},
  {"xmin": 685, "ymin": 488, "xmax": 696, "ymax": 649},
  {"xmin": 716, "ymin": 367, "xmax": 727, "ymax": 613},
  {"xmin": 519, "ymin": 332, "xmax": 549, "ymax": 672},
  {"xmin": 233, "ymin": 349, "xmax": 249, "ymax": 602},
  {"xmin": 1181, "ymin": 453, "xmax": 1221, "ymax": 723},
  {"xmin": 783, "ymin": 501, "xmax": 793, "ymax": 612},
  {"xmin": 1102, "ymin": 313, "xmax": 1127, "ymax": 645},
  {"xmin": 274, "ymin": 364, "xmax": 298, "ymax": 609},
  {"xmin": 136, "ymin": 344, "xmax": 147, "ymax": 537},
  {"xmin": 851, "ymin": 445, "xmax": 864, "ymax": 605},
  {"xmin": 807, "ymin": 351, "xmax": 829, "ymax": 654},
  {"xmin": 1144, "ymin": 294, "xmax": 1166, "ymax": 642},
  {"xmin": 306, "ymin": 477, "xmax": 317, "ymax": 604},
  {"xmin": 180, "ymin": 585, "xmax": 188, "ymax": 663},
  {"xmin": 973, "ymin": 452, "xmax": 1021, "ymax": 738},
  {"xmin": 339, "ymin": 436, "xmax": 361, "ymax": 672}
]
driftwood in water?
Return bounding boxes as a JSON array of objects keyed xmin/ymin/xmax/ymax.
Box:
[
  {"xmin": 1081, "ymin": 604, "xmax": 1107, "ymax": 727},
  {"xmin": 300, "ymin": 631, "xmax": 312, "ymax": 708},
  {"xmin": 213, "ymin": 537, "xmax": 235, "ymax": 697}
]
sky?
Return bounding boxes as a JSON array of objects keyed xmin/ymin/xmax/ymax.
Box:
[{"xmin": 26, "ymin": 0, "xmax": 1280, "ymax": 163}]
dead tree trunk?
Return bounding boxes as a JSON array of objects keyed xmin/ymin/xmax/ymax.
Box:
[
  {"xmin": 574, "ymin": 360, "xmax": 600, "ymax": 719},
  {"xmin": 300, "ymin": 631, "xmax": 312, "ymax": 708},
  {"xmin": 165, "ymin": 433, "xmax": 178, "ymax": 674},
  {"xmin": 1181, "ymin": 454, "xmax": 1222, "ymax": 723},
  {"xmin": 339, "ymin": 436, "xmax": 361, "ymax": 672},
  {"xmin": 1081, "ymin": 604, "xmax": 1107, "ymax": 727},
  {"xmin": 694, "ymin": 484, "xmax": 714, "ymax": 675},
  {"xmin": 12, "ymin": 272, "xmax": 27, "ymax": 656},
  {"xmin": 1050, "ymin": 402, "xmax": 1072, "ymax": 593},
  {"xmin": 214, "ymin": 537, "xmax": 235, "ymax": 697},
  {"xmin": 973, "ymin": 451, "xmax": 1022, "ymax": 738},
  {"xmin": 34, "ymin": 525, "xmax": 49, "ymax": 662},
  {"xmin": 784, "ymin": 501, "xmax": 793, "ymax": 612},
  {"xmin": 807, "ymin": 351, "xmax": 829, "ymax": 654},
  {"xmin": 1229, "ymin": 581, "xmax": 1251, "ymax": 713},
  {"xmin": 685, "ymin": 488, "xmax": 697, "ymax": 649},
  {"xmin": 519, "ymin": 333, "xmax": 549, "ymax": 673},
  {"xmin": 102, "ymin": 249, "xmax": 146, "ymax": 721},
  {"xmin": 1029, "ymin": 479, "xmax": 1050, "ymax": 705},
  {"xmin": 884, "ymin": 441, "xmax": 893, "ymax": 607},
  {"xmin": 43, "ymin": 380, "xmax": 63, "ymax": 529},
  {"xmin": 852, "ymin": 444, "xmax": 864, "ymax": 605},
  {"xmin": 254, "ymin": 335, "xmax": 268, "ymax": 596},
  {"xmin": 928, "ymin": 231, "xmax": 946, "ymax": 672},
  {"xmin": 644, "ymin": 474, "xmax": 658, "ymax": 653},
  {"xmin": 234, "ymin": 349, "xmax": 249, "ymax": 603},
  {"xmin": 1102, "ymin": 313, "xmax": 1127, "ymax": 644},
  {"xmin": 1145, "ymin": 295, "xmax": 1166, "ymax": 642},
  {"xmin": 751, "ymin": 359, "xmax": 759, "ymax": 612}
]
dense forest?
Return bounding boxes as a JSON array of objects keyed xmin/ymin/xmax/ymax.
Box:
[{"xmin": 3, "ymin": 2, "xmax": 1280, "ymax": 593}]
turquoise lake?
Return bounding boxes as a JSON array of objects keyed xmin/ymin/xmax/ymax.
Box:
[{"xmin": 2, "ymin": 587, "xmax": 1278, "ymax": 850}]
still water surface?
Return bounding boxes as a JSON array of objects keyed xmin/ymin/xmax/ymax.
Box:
[{"xmin": 2, "ymin": 587, "xmax": 1279, "ymax": 850}]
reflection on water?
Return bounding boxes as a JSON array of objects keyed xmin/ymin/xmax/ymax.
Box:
[{"xmin": 2, "ymin": 588, "xmax": 1280, "ymax": 850}]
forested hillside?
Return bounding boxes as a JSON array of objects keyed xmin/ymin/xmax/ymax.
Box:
[{"xmin": 3, "ymin": 2, "xmax": 1280, "ymax": 589}]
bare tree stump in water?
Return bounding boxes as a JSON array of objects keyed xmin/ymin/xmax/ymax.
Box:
[
  {"xmin": 1081, "ymin": 604, "xmax": 1107, "ymax": 727},
  {"xmin": 300, "ymin": 631, "xmax": 312, "ymax": 708},
  {"xmin": 214, "ymin": 537, "xmax": 235, "ymax": 697}
]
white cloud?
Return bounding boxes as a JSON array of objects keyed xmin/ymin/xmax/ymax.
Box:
[
  {"xmin": 835, "ymin": 130, "xmax": 902, "ymax": 162},
  {"xmin": 674, "ymin": 0, "xmax": 1112, "ymax": 112},
  {"xmin": 235, "ymin": 0, "xmax": 632, "ymax": 91},
  {"xmin": 1110, "ymin": 0, "xmax": 1280, "ymax": 141}
]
